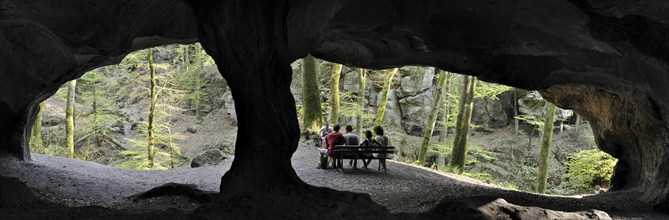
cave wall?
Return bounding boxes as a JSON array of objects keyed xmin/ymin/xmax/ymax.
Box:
[
  {"xmin": 1, "ymin": 0, "xmax": 668, "ymax": 210},
  {"xmin": 0, "ymin": 0, "xmax": 197, "ymax": 159}
]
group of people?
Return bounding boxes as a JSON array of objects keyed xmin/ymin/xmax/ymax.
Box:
[{"xmin": 317, "ymin": 121, "xmax": 390, "ymax": 171}]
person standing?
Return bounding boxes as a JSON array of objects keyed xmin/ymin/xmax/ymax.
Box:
[
  {"xmin": 343, "ymin": 125, "xmax": 360, "ymax": 168},
  {"xmin": 373, "ymin": 126, "xmax": 390, "ymax": 172}
]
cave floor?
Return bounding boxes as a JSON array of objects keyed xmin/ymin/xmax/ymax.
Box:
[{"xmin": 0, "ymin": 141, "xmax": 666, "ymax": 219}]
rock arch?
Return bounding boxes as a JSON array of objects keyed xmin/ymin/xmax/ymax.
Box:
[{"xmin": 0, "ymin": 0, "xmax": 667, "ymax": 212}]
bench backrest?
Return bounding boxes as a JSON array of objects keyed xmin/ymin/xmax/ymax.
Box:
[{"xmin": 332, "ymin": 145, "xmax": 395, "ymax": 154}]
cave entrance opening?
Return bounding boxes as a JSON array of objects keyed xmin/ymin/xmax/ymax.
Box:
[{"xmin": 28, "ymin": 44, "xmax": 238, "ymax": 170}]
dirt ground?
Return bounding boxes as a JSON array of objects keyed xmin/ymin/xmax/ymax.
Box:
[{"xmin": 0, "ymin": 140, "xmax": 666, "ymax": 219}]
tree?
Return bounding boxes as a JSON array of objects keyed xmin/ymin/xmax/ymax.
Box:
[
  {"xmin": 356, "ymin": 68, "xmax": 366, "ymax": 136},
  {"xmin": 417, "ymin": 70, "xmax": 449, "ymax": 165},
  {"xmin": 450, "ymin": 75, "xmax": 477, "ymax": 173},
  {"xmin": 65, "ymin": 80, "xmax": 77, "ymax": 158},
  {"xmin": 537, "ymin": 102, "xmax": 557, "ymax": 193},
  {"xmin": 30, "ymin": 102, "xmax": 44, "ymax": 152},
  {"xmin": 560, "ymin": 147, "xmax": 617, "ymax": 193},
  {"xmin": 77, "ymin": 67, "xmax": 124, "ymax": 150},
  {"xmin": 513, "ymin": 89, "xmax": 520, "ymax": 133},
  {"xmin": 301, "ymin": 54, "xmax": 323, "ymax": 135},
  {"xmin": 373, "ymin": 68, "xmax": 399, "ymax": 126},
  {"xmin": 178, "ymin": 44, "xmax": 207, "ymax": 123},
  {"xmin": 438, "ymin": 74, "xmax": 456, "ymax": 142},
  {"xmin": 329, "ymin": 63, "xmax": 342, "ymax": 124},
  {"xmin": 147, "ymin": 48, "xmax": 157, "ymax": 169}
]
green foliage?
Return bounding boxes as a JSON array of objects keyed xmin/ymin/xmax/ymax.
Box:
[
  {"xmin": 560, "ymin": 147, "xmax": 617, "ymax": 193},
  {"xmin": 474, "ymin": 81, "xmax": 512, "ymax": 100},
  {"xmin": 77, "ymin": 68, "xmax": 124, "ymax": 136},
  {"xmin": 339, "ymin": 92, "xmax": 374, "ymax": 124}
]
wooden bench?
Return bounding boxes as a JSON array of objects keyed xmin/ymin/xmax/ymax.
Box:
[{"xmin": 330, "ymin": 145, "xmax": 395, "ymax": 174}]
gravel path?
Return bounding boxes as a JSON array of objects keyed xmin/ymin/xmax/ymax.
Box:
[{"xmin": 0, "ymin": 141, "xmax": 665, "ymax": 218}]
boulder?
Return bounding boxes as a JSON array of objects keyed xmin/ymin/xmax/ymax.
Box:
[
  {"xmin": 519, "ymin": 91, "xmax": 573, "ymax": 121},
  {"xmin": 222, "ymin": 90, "xmax": 237, "ymax": 124},
  {"xmin": 398, "ymin": 91, "xmax": 434, "ymax": 136},
  {"xmin": 398, "ymin": 67, "xmax": 435, "ymax": 98},
  {"xmin": 471, "ymin": 97, "xmax": 509, "ymax": 129},
  {"xmin": 190, "ymin": 149, "xmax": 227, "ymax": 168}
]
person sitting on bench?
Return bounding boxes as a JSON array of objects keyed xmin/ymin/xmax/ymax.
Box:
[
  {"xmin": 373, "ymin": 126, "xmax": 390, "ymax": 172},
  {"xmin": 358, "ymin": 130, "xmax": 381, "ymax": 169},
  {"xmin": 320, "ymin": 125, "xmax": 345, "ymax": 168},
  {"xmin": 343, "ymin": 125, "xmax": 360, "ymax": 168}
]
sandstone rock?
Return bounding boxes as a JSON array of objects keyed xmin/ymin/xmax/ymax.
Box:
[
  {"xmin": 0, "ymin": 177, "xmax": 37, "ymax": 209},
  {"xmin": 399, "ymin": 91, "xmax": 434, "ymax": 136},
  {"xmin": 519, "ymin": 91, "xmax": 573, "ymax": 121},
  {"xmin": 190, "ymin": 149, "xmax": 227, "ymax": 168},
  {"xmin": 222, "ymin": 90, "xmax": 237, "ymax": 124},
  {"xmin": 398, "ymin": 67, "xmax": 435, "ymax": 97},
  {"xmin": 472, "ymin": 97, "xmax": 509, "ymax": 129},
  {"xmin": 376, "ymin": 90, "xmax": 403, "ymax": 128},
  {"xmin": 429, "ymin": 197, "xmax": 612, "ymax": 220},
  {"xmin": 1, "ymin": 0, "xmax": 668, "ymax": 212}
]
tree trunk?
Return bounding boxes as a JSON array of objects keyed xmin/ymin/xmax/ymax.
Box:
[
  {"xmin": 450, "ymin": 75, "xmax": 477, "ymax": 173},
  {"xmin": 418, "ymin": 70, "xmax": 449, "ymax": 165},
  {"xmin": 438, "ymin": 73, "xmax": 454, "ymax": 142},
  {"xmin": 184, "ymin": 45, "xmax": 191, "ymax": 72},
  {"xmin": 30, "ymin": 102, "xmax": 44, "ymax": 152},
  {"xmin": 301, "ymin": 54, "xmax": 323, "ymax": 135},
  {"xmin": 147, "ymin": 48, "xmax": 157, "ymax": 169},
  {"xmin": 374, "ymin": 68, "xmax": 399, "ymax": 126},
  {"xmin": 514, "ymin": 89, "xmax": 519, "ymax": 133},
  {"xmin": 191, "ymin": 0, "xmax": 305, "ymax": 200},
  {"xmin": 537, "ymin": 102, "xmax": 557, "ymax": 193},
  {"xmin": 90, "ymin": 75, "xmax": 99, "ymax": 147},
  {"xmin": 65, "ymin": 80, "xmax": 76, "ymax": 158},
  {"xmin": 329, "ymin": 63, "xmax": 342, "ymax": 124},
  {"xmin": 356, "ymin": 68, "xmax": 366, "ymax": 136}
]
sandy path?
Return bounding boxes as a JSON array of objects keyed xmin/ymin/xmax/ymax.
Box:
[{"xmin": 0, "ymin": 142, "xmax": 663, "ymax": 218}]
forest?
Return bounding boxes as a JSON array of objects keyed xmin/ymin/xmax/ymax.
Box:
[{"xmin": 31, "ymin": 43, "xmax": 616, "ymax": 196}]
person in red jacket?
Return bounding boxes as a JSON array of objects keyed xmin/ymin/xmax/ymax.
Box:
[
  {"xmin": 325, "ymin": 125, "xmax": 344, "ymax": 156},
  {"xmin": 317, "ymin": 125, "xmax": 344, "ymax": 169}
]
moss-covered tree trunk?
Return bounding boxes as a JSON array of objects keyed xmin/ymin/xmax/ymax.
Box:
[
  {"xmin": 514, "ymin": 89, "xmax": 519, "ymax": 133},
  {"xmin": 537, "ymin": 102, "xmax": 557, "ymax": 193},
  {"xmin": 147, "ymin": 48, "xmax": 157, "ymax": 169},
  {"xmin": 418, "ymin": 70, "xmax": 449, "ymax": 165},
  {"xmin": 450, "ymin": 75, "xmax": 477, "ymax": 173},
  {"xmin": 183, "ymin": 45, "xmax": 191, "ymax": 72},
  {"xmin": 329, "ymin": 63, "xmax": 342, "ymax": 124},
  {"xmin": 356, "ymin": 68, "xmax": 366, "ymax": 136},
  {"xmin": 65, "ymin": 80, "xmax": 76, "ymax": 158},
  {"xmin": 373, "ymin": 68, "xmax": 398, "ymax": 126},
  {"xmin": 30, "ymin": 102, "xmax": 44, "ymax": 152},
  {"xmin": 301, "ymin": 54, "xmax": 323, "ymax": 135},
  {"xmin": 438, "ymin": 73, "xmax": 454, "ymax": 142}
]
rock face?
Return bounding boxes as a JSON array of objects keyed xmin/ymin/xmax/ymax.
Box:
[
  {"xmin": 398, "ymin": 90, "xmax": 434, "ymax": 135},
  {"xmin": 1, "ymin": 0, "xmax": 669, "ymax": 213},
  {"xmin": 472, "ymin": 98, "xmax": 509, "ymax": 129},
  {"xmin": 0, "ymin": 177, "xmax": 36, "ymax": 209},
  {"xmin": 519, "ymin": 91, "xmax": 573, "ymax": 121},
  {"xmin": 190, "ymin": 149, "xmax": 227, "ymax": 168}
]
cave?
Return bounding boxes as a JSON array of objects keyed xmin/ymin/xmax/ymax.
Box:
[{"xmin": 1, "ymin": 0, "xmax": 668, "ymax": 219}]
